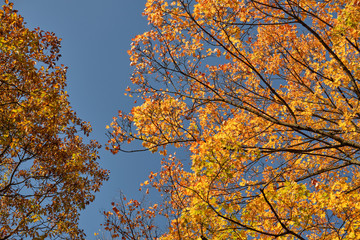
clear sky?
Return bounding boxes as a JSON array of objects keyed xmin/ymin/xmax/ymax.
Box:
[{"xmin": 14, "ymin": 0, "xmax": 162, "ymax": 238}]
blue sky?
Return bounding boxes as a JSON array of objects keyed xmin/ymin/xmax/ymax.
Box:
[{"xmin": 14, "ymin": 0, "xmax": 162, "ymax": 237}]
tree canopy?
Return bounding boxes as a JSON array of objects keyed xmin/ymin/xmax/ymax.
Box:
[
  {"xmin": 0, "ymin": 1, "xmax": 108, "ymax": 239},
  {"xmin": 104, "ymin": 0, "xmax": 360, "ymax": 239}
]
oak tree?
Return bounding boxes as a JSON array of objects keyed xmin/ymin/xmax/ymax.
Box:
[
  {"xmin": 106, "ymin": 0, "xmax": 360, "ymax": 239},
  {"xmin": 0, "ymin": 1, "xmax": 108, "ymax": 239}
]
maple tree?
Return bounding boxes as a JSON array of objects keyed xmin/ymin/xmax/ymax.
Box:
[
  {"xmin": 0, "ymin": 1, "xmax": 108, "ymax": 239},
  {"xmin": 99, "ymin": 191, "xmax": 162, "ymax": 239},
  {"xmin": 105, "ymin": 0, "xmax": 360, "ymax": 239}
]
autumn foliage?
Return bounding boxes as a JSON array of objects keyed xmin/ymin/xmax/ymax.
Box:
[
  {"xmin": 105, "ymin": 0, "xmax": 360, "ymax": 239},
  {"xmin": 0, "ymin": 1, "xmax": 108, "ymax": 239}
]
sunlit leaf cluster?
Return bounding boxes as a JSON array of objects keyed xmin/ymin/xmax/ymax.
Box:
[{"xmin": 106, "ymin": 0, "xmax": 360, "ymax": 239}]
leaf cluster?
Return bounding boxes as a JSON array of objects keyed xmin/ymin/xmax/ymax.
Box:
[
  {"xmin": 106, "ymin": 0, "xmax": 360, "ymax": 239},
  {"xmin": 0, "ymin": 2, "xmax": 109, "ymax": 239}
]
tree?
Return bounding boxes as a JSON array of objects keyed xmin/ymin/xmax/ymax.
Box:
[
  {"xmin": 0, "ymin": 1, "xmax": 108, "ymax": 239},
  {"xmin": 105, "ymin": 0, "xmax": 360, "ymax": 239},
  {"xmin": 99, "ymin": 191, "xmax": 162, "ymax": 239}
]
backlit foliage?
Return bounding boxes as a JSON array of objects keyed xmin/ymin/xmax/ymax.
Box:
[
  {"xmin": 0, "ymin": 1, "xmax": 108, "ymax": 239},
  {"xmin": 106, "ymin": 0, "xmax": 360, "ymax": 239}
]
